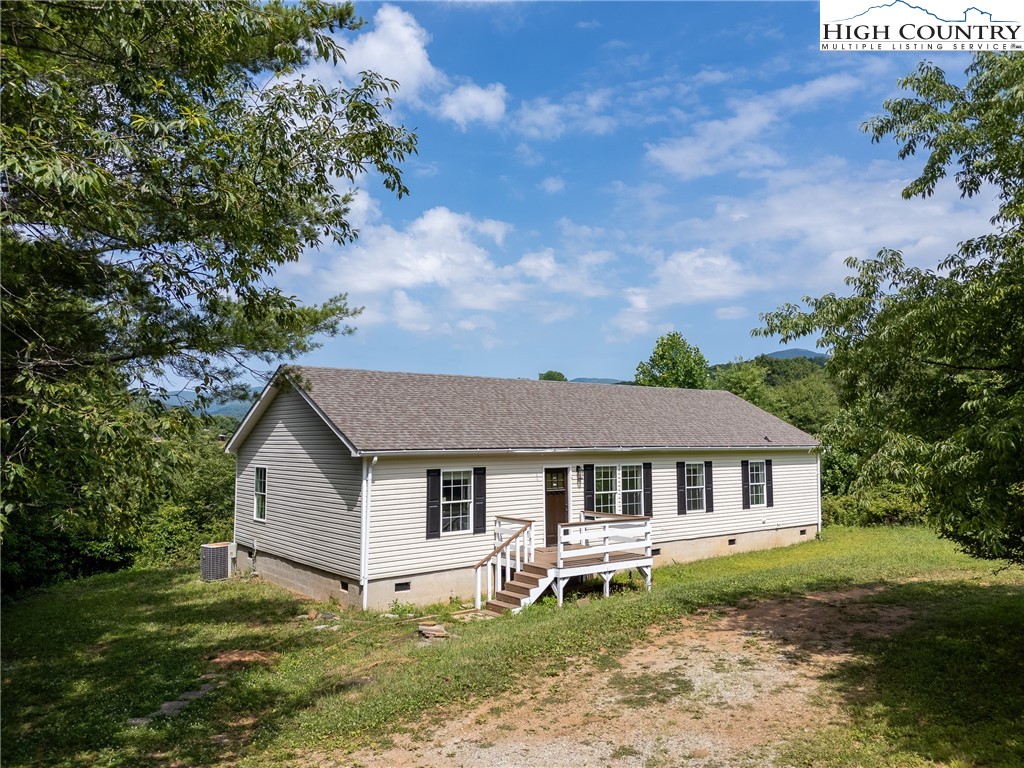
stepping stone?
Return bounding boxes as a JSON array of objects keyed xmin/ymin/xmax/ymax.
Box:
[
  {"xmin": 159, "ymin": 700, "xmax": 189, "ymax": 716},
  {"xmin": 127, "ymin": 717, "xmax": 152, "ymax": 727},
  {"xmin": 179, "ymin": 689, "xmax": 207, "ymax": 700}
]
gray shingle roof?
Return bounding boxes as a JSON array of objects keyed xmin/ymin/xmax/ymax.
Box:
[{"xmin": 284, "ymin": 366, "xmax": 818, "ymax": 454}]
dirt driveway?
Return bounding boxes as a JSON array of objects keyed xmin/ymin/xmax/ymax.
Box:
[{"xmin": 341, "ymin": 588, "xmax": 914, "ymax": 768}]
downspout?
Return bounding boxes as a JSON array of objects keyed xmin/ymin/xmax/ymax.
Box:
[
  {"xmin": 360, "ymin": 455, "xmax": 378, "ymax": 611},
  {"xmin": 816, "ymin": 452, "xmax": 823, "ymax": 534}
]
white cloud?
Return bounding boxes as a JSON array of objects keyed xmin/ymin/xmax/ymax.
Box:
[
  {"xmin": 392, "ymin": 290, "xmax": 444, "ymax": 333},
  {"xmin": 538, "ymin": 176, "xmax": 565, "ymax": 194},
  {"xmin": 715, "ymin": 306, "xmax": 749, "ymax": 320},
  {"xmin": 515, "ymin": 143, "xmax": 544, "ymax": 166},
  {"xmin": 608, "ymin": 249, "xmax": 759, "ymax": 338},
  {"xmin": 322, "ymin": 206, "xmax": 517, "ymax": 305},
  {"xmin": 439, "ymin": 82, "xmax": 508, "ymax": 129},
  {"xmin": 646, "ymin": 73, "xmax": 863, "ymax": 180},
  {"xmin": 340, "ymin": 5, "xmax": 444, "ymax": 104},
  {"xmin": 515, "ymin": 89, "xmax": 617, "ymax": 140}
]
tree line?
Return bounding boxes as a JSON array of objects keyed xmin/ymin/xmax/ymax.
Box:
[{"xmin": 1, "ymin": 0, "xmax": 1019, "ymax": 595}]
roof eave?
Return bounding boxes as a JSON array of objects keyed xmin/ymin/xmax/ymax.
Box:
[{"xmin": 354, "ymin": 444, "xmax": 820, "ymax": 458}]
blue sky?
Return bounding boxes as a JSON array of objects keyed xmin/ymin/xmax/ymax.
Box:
[{"xmin": 274, "ymin": 1, "xmax": 987, "ymax": 381}]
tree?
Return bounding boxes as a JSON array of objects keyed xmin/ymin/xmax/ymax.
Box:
[
  {"xmin": 635, "ymin": 332, "xmax": 710, "ymax": 389},
  {"xmin": 710, "ymin": 359, "xmax": 776, "ymax": 411},
  {"xmin": 758, "ymin": 53, "xmax": 1024, "ymax": 564},
  {"xmin": 539, "ymin": 370, "xmax": 568, "ymax": 381},
  {"xmin": 0, "ymin": 2, "xmax": 416, "ymax": 547},
  {"xmin": 771, "ymin": 370, "xmax": 840, "ymax": 436}
]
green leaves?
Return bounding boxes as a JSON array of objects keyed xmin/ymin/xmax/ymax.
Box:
[
  {"xmin": 758, "ymin": 53, "xmax": 1024, "ymax": 565},
  {"xmin": 634, "ymin": 331, "xmax": 711, "ymax": 389},
  {"xmin": 1, "ymin": 1, "xmax": 415, "ymax": 548}
]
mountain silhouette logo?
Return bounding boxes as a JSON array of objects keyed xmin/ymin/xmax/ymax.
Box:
[{"xmin": 829, "ymin": 1, "xmax": 1017, "ymax": 24}]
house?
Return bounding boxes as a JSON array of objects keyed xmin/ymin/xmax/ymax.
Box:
[{"xmin": 226, "ymin": 366, "xmax": 821, "ymax": 611}]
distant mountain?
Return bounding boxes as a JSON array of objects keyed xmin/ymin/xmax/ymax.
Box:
[
  {"xmin": 571, "ymin": 377, "xmax": 627, "ymax": 385},
  {"xmin": 162, "ymin": 390, "xmax": 255, "ymax": 419},
  {"xmin": 765, "ymin": 348, "xmax": 827, "ymax": 361}
]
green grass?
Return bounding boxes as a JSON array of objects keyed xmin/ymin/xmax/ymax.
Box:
[{"xmin": 3, "ymin": 527, "xmax": 1022, "ymax": 767}]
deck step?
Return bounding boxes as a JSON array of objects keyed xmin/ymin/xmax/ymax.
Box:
[
  {"xmin": 521, "ymin": 562, "xmax": 550, "ymax": 577},
  {"xmin": 486, "ymin": 597, "xmax": 523, "ymax": 614},
  {"xmin": 503, "ymin": 581, "xmax": 533, "ymax": 597}
]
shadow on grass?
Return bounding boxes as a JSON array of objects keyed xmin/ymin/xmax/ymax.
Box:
[
  {"xmin": 1, "ymin": 567, "xmax": 363, "ymax": 768},
  {"xmin": 822, "ymin": 581, "xmax": 1024, "ymax": 767}
]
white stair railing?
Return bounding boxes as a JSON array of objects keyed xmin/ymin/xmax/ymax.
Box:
[{"xmin": 473, "ymin": 516, "xmax": 536, "ymax": 609}]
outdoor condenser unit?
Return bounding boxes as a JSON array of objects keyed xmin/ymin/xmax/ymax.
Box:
[{"xmin": 200, "ymin": 542, "xmax": 237, "ymax": 581}]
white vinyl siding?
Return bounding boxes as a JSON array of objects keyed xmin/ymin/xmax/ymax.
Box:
[
  {"xmin": 233, "ymin": 387, "xmax": 362, "ymax": 579},
  {"xmin": 652, "ymin": 452, "xmax": 818, "ymax": 545},
  {"xmin": 365, "ymin": 450, "xmax": 819, "ymax": 582},
  {"xmin": 369, "ymin": 456, "xmax": 548, "ymax": 580},
  {"xmin": 685, "ymin": 463, "xmax": 705, "ymax": 512}
]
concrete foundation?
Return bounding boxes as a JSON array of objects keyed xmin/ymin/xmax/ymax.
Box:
[
  {"xmin": 233, "ymin": 524, "xmax": 818, "ymax": 610},
  {"xmin": 234, "ymin": 546, "xmax": 360, "ymax": 608},
  {"xmin": 654, "ymin": 524, "xmax": 818, "ymax": 566}
]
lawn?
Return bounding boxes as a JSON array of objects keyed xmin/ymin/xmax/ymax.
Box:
[{"xmin": 3, "ymin": 526, "xmax": 1022, "ymax": 767}]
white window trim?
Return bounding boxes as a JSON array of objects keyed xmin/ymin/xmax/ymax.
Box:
[
  {"xmin": 253, "ymin": 466, "xmax": 267, "ymax": 521},
  {"xmin": 594, "ymin": 463, "xmax": 645, "ymax": 516},
  {"xmin": 685, "ymin": 462, "xmax": 706, "ymax": 513},
  {"xmin": 440, "ymin": 468, "xmax": 474, "ymax": 536},
  {"xmin": 748, "ymin": 460, "xmax": 767, "ymax": 508}
]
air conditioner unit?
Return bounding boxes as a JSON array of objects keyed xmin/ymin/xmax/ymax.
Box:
[{"xmin": 200, "ymin": 542, "xmax": 237, "ymax": 581}]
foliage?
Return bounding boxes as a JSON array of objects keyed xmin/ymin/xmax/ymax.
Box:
[
  {"xmin": 758, "ymin": 53, "xmax": 1024, "ymax": 564},
  {"xmin": 538, "ymin": 370, "xmax": 568, "ymax": 381},
  {"xmin": 1, "ymin": 2, "xmax": 416, "ymax": 544},
  {"xmin": 710, "ymin": 358, "xmax": 776, "ymax": 411},
  {"xmin": 771, "ymin": 369, "xmax": 841, "ymax": 436},
  {"xmin": 634, "ymin": 331, "xmax": 710, "ymax": 389},
  {"xmin": 822, "ymin": 488, "xmax": 924, "ymax": 527},
  {"xmin": 3, "ymin": 528, "xmax": 1018, "ymax": 767},
  {"xmin": 135, "ymin": 430, "xmax": 236, "ymax": 568},
  {"xmin": 751, "ymin": 353, "xmax": 826, "ymax": 386}
]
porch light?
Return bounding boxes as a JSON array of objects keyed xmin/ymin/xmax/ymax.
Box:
[{"xmin": 575, "ymin": 465, "xmax": 583, "ymax": 485}]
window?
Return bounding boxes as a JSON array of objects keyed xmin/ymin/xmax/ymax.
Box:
[
  {"xmin": 621, "ymin": 465, "xmax": 643, "ymax": 515},
  {"xmin": 594, "ymin": 464, "xmax": 644, "ymax": 515},
  {"xmin": 594, "ymin": 465, "xmax": 617, "ymax": 514},
  {"xmin": 441, "ymin": 470, "xmax": 472, "ymax": 533},
  {"xmin": 685, "ymin": 462, "xmax": 705, "ymax": 512},
  {"xmin": 748, "ymin": 460, "xmax": 766, "ymax": 506},
  {"xmin": 254, "ymin": 467, "xmax": 267, "ymax": 520}
]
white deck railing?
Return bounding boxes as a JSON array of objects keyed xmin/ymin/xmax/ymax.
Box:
[
  {"xmin": 557, "ymin": 513, "xmax": 652, "ymax": 570},
  {"xmin": 473, "ymin": 516, "xmax": 536, "ymax": 610}
]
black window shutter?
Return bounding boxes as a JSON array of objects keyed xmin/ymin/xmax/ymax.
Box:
[
  {"xmin": 426, "ymin": 469, "xmax": 441, "ymax": 539},
  {"xmin": 765, "ymin": 459, "xmax": 774, "ymax": 508},
  {"xmin": 473, "ymin": 466, "xmax": 487, "ymax": 534},
  {"xmin": 642, "ymin": 462, "xmax": 653, "ymax": 517},
  {"xmin": 583, "ymin": 464, "xmax": 595, "ymax": 511},
  {"xmin": 676, "ymin": 462, "xmax": 686, "ymax": 515},
  {"xmin": 741, "ymin": 460, "xmax": 750, "ymax": 510},
  {"xmin": 704, "ymin": 460, "xmax": 714, "ymax": 513}
]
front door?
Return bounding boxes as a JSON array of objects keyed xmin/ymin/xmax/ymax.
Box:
[{"xmin": 544, "ymin": 468, "xmax": 569, "ymax": 547}]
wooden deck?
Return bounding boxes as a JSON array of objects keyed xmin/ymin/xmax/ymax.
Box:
[{"xmin": 479, "ymin": 518, "xmax": 654, "ymax": 614}]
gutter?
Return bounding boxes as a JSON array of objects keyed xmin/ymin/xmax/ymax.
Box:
[{"xmin": 346, "ymin": 444, "xmax": 820, "ymax": 458}]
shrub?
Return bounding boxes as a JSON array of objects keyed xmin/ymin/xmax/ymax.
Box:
[
  {"xmin": 135, "ymin": 503, "xmax": 232, "ymax": 568},
  {"xmin": 823, "ymin": 487, "xmax": 924, "ymax": 527}
]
